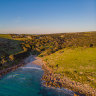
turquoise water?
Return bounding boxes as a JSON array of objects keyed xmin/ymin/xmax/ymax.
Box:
[{"xmin": 0, "ymin": 57, "xmax": 75, "ymax": 96}]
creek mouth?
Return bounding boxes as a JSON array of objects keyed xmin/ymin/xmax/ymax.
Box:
[{"xmin": 0, "ymin": 56, "xmax": 76, "ymax": 96}]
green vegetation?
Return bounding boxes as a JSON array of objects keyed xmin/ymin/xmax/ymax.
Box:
[
  {"xmin": 0, "ymin": 32, "xmax": 96, "ymax": 89},
  {"xmin": 0, "ymin": 38, "xmax": 23, "ymax": 55},
  {"xmin": 0, "ymin": 34, "xmax": 12, "ymax": 39},
  {"xmin": 10, "ymin": 32, "xmax": 96, "ymax": 56},
  {"xmin": 43, "ymin": 47, "xmax": 96, "ymax": 88},
  {"xmin": 0, "ymin": 35, "xmax": 24, "ymax": 69}
]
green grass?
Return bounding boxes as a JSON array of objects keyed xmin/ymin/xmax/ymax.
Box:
[
  {"xmin": 0, "ymin": 35, "xmax": 23, "ymax": 56},
  {"xmin": 0, "ymin": 34, "xmax": 25, "ymax": 70},
  {"xmin": 43, "ymin": 47, "xmax": 96, "ymax": 88},
  {"xmin": 0, "ymin": 34, "xmax": 12, "ymax": 39}
]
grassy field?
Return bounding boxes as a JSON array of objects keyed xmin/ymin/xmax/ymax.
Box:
[
  {"xmin": 0, "ymin": 34, "xmax": 12, "ymax": 39},
  {"xmin": 43, "ymin": 47, "xmax": 96, "ymax": 88}
]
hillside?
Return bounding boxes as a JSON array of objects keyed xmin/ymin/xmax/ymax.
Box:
[
  {"xmin": 9, "ymin": 32, "xmax": 96, "ymax": 57},
  {"xmin": 0, "ymin": 35, "xmax": 23, "ymax": 70},
  {"xmin": 0, "ymin": 32, "xmax": 96, "ymax": 94},
  {"xmin": 43, "ymin": 47, "xmax": 96, "ymax": 88}
]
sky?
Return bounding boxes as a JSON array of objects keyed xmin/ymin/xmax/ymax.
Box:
[{"xmin": 0, "ymin": 0, "xmax": 96, "ymax": 34}]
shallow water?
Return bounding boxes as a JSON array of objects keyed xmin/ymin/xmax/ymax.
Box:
[{"xmin": 0, "ymin": 57, "xmax": 75, "ymax": 96}]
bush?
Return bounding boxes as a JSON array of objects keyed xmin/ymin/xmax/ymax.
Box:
[{"xmin": 9, "ymin": 55, "xmax": 14, "ymax": 61}]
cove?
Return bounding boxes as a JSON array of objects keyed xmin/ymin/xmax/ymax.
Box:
[{"xmin": 0, "ymin": 56, "xmax": 75, "ymax": 96}]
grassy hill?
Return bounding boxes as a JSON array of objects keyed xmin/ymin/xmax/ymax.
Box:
[
  {"xmin": 9, "ymin": 32, "xmax": 96, "ymax": 56},
  {"xmin": 43, "ymin": 47, "xmax": 96, "ymax": 88},
  {"xmin": 0, "ymin": 32, "xmax": 96, "ymax": 95},
  {"xmin": 0, "ymin": 38, "xmax": 23, "ymax": 55},
  {"xmin": 0, "ymin": 35, "xmax": 23, "ymax": 69}
]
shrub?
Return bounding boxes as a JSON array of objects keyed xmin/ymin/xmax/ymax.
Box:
[{"xmin": 9, "ymin": 55, "xmax": 14, "ymax": 61}]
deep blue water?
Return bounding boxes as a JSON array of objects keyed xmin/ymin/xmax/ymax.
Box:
[{"xmin": 0, "ymin": 57, "xmax": 75, "ymax": 96}]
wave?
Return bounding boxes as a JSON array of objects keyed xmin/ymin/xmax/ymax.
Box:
[
  {"xmin": 6, "ymin": 74, "xmax": 19, "ymax": 79},
  {"xmin": 20, "ymin": 67, "xmax": 42, "ymax": 70}
]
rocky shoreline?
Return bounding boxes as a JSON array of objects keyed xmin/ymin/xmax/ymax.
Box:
[
  {"xmin": 0, "ymin": 55, "xmax": 96, "ymax": 96},
  {"xmin": 41, "ymin": 63, "xmax": 96, "ymax": 96},
  {"xmin": 0, "ymin": 55, "xmax": 43, "ymax": 78},
  {"xmin": 0, "ymin": 50, "xmax": 30, "ymax": 78},
  {"xmin": 0, "ymin": 59, "xmax": 25, "ymax": 78}
]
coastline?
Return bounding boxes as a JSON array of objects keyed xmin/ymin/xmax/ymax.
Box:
[
  {"xmin": 0, "ymin": 55, "xmax": 96, "ymax": 96},
  {"xmin": 0, "ymin": 55, "xmax": 43, "ymax": 78},
  {"xmin": 0, "ymin": 57, "xmax": 28, "ymax": 78},
  {"xmin": 41, "ymin": 61, "xmax": 96, "ymax": 96}
]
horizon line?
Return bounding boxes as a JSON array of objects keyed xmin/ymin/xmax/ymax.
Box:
[{"xmin": 0, "ymin": 31, "xmax": 96, "ymax": 35}]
